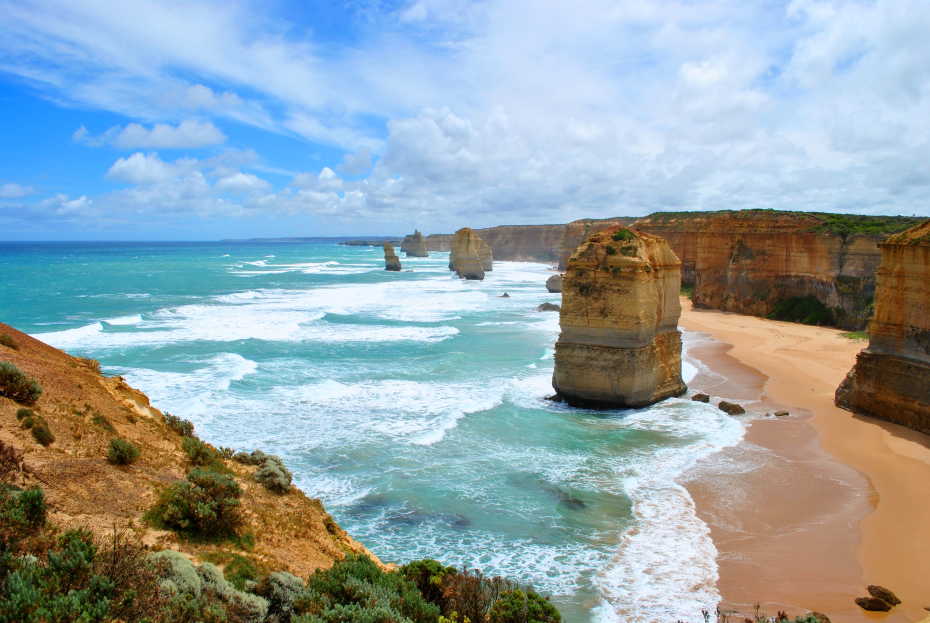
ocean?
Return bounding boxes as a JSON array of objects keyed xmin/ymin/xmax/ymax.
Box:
[{"xmin": 0, "ymin": 240, "xmax": 745, "ymax": 622}]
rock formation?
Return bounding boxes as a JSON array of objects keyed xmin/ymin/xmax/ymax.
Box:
[
  {"xmin": 552, "ymin": 227, "xmax": 686, "ymax": 408},
  {"xmin": 836, "ymin": 220, "xmax": 930, "ymax": 434},
  {"xmin": 537, "ymin": 302, "xmax": 560, "ymax": 312},
  {"xmin": 383, "ymin": 243, "xmax": 401, "ymax": 271},
  {"xmin": 546, "ymin": 274, "xmax": 562, "ymax": 293},
  {"xmin": 449, "ymin": 228, "xmax": 493, "ymax": 280},
  {"xmin": 400, "ymin": 230, "xmax": 429, "ymax": 257},
  {"xmin": 635, "ymin": 210, "xmax": 922, "ymax": 330}
]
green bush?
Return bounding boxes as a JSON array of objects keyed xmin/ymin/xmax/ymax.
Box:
[
  {"xmin": 767, "ymin": 296, "xmax": 835, "ymax": 326},
  {"xmin": 299, "ymin": 554, "xmax": 439, "ymax": 623},
  {"xmin": 30, "ymin": 423, "xmax": 54, "ymax": 447},
  {"xmin": 164, "ymin": 413, "xmax": 194, "ymax": 437},
  {"xmin": 91, "ymin": 413, "xmax": 115, "ymax": 433},
  {"xmin": 0, "ymin": 486, "xmax": 47, "ymax": 540},
  {"xmin": 0, "ymin": 334, "xmax": 17, "ymax": 350},
  {"xmin": 107, "ymin": 438, "xmax": 140, "ymax": 465},
  {"xmin": 233, "ymin": 449, "xmax": 270, "ymax": 466},
  {"xmin": 147, "ymin": 468, "xmax": 242, "ymax": 538},
  {"xmin": 254, "ymin": 455, "xmax": 293, "ymax": 494},
  {"xmin": 256, "ymin": 570, "xmax": 305, "ymax": 621},
  {"xmin": 611, "ymin": 229, "xmax": 635, "ymax": 242},
  {"xmin": 401, "ymin": 559, "xmax": 456, "ymax": 609},
  {"xmin": 181, "ymin": 436, "xmax": 219, "ymax": 466},
  {"xmin": 488, "ymin": 589, "xmax": 561, "ymax": 623},
  {"xmin": 0, "ymin": 362, "xmax": 42, "ymax": 405},
  {"xmin": 15, "ymin": 408, "xmax": 33, "ymax": 421}
]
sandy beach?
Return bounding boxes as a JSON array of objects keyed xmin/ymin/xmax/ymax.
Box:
[{"xmin": 679, "ymin": 298, "xmax": 930, "ymax": 623}]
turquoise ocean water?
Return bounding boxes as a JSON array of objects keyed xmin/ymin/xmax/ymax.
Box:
[{"xmin": 0, "ymin": 241, "xmax": 744, "ymax": 622}]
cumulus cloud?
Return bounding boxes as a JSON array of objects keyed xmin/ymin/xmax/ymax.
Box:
[
  {"xmin": 4, "ymin": 0, "xmax": 930, "ymax": 231},
  {"xmin": 0, "ymin": 183, "xmax": 35, "ymax": 198},
  {"xmin": 74, "ymin": 120, "xmax": 226, "ymax": 149}
]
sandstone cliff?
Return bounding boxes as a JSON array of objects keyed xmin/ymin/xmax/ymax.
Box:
[
  {"xmin": 836, "ymin": 221, "xmax": 930, "ymax": 434},
  {"xmin": 635, "ymin": 211, "xmax": 922, "ymax": 330},
  {"xmin": 383, "ymin": 242, "xmax": 401, "ymax": 271},
  {"xmin": 0, "ymin": 322, "xmax": 379, "ymax": 577},
  {"xmin": 401, "ymin": 230, "xmax": 429, "ymax": 257},
  {"xmin": 449, "ymin": 228, "xmax": 493, "ymax": 280},
  {"xmin": 553, "ymin": 227, "xmax": 686, "ymax": 408}
]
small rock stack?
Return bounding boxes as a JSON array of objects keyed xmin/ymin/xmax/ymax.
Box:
[
  {"xmin": 401, "ymin": 230, "xmax": 429, "ymax": 257},
  {"xmin": 449, "ymin": 228, "xmax": 493, "ymax": 280},
  {"xmin": 383, "ymin": 243, "xmax": 402, "ymax": 271}
]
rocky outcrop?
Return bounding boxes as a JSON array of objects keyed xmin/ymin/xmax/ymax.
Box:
[
  {"xmin": 836, "ymin": 220, "xmax": 930, "ymax": 434},
  {"xmin": 557, "ymin": 218, "xmax": 638, "ymax": 269},
  {"xmin": 449, "ymin": 228, "xmax": 493, "ymax": 280},
  {"xmin": 635, "ymin": 211, "xmax": 922, "ymax": 330},
  {"xmin": 552, "ymin": 227, "xmax": 686, "ymax": 408},
  {"xmin": 400, "ymin": 230, "xmax": 429, "ymax": 257},
  {"xmin": 383, "ymin": 243, "xmax": 401, "ymax": 271},
  {"xmin": 537, "ymin": 302, "xmax": 560, "ymax": 312},
  {"xmin": 546, "ymin": 274, "xmax": 562, "ymax": 293}
]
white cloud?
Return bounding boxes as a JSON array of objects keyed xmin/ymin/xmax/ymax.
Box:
[
  {"xmin": 215, "ymin": 172, "xmax": 270, "ymax": 194},
  {"xmin": 106, "ymin": 152, "xmax": 181, "ymax": 184},
  {"xmin": 0, "ymin": 183, "xmax": 35, "ymax": 198},
  {"xmin": 74, "ymin": 120, "xmax": 225, "ymax": 149}
]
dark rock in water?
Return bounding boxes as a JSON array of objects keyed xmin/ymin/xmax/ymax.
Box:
[
  {"xmin": 546, "ymin": 274, "xmax": 562, "ymax": 293},
  {"xmin": 691, "ymin": 393, "xmax": 710, "ymax": 403},
  {"xmin": 383, "ymin": 243, "xmax": 402, "ymax": 271},
  {"xmin": 546, "ymin": 393, "xmax": 564, "ymax": 403},
  {"xmin": 718, "ymin": 400, "xmax": 745, "ymax": 415},
  {"xmin": 868, "ymin": 585, "xmax": 901, "ymax": 606},
  {"xmin": 774, "ymin": 410, "xmax": 790, "ymax": 417},
  {"xmin": 856, "ymin": 597, "xmax": 892, "ymax": 612},
  {"xmin": 537, "ymin": 302, "xmax": 560, "ymax": 312},
  {"xmin": 500, "ymin": 293, "xmax": 510, "ymax": 298}
]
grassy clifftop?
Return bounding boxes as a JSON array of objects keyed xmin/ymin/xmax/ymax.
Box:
[{"xmin": 639, "ymin": 209, "xmax": 923, "ymax": 237}]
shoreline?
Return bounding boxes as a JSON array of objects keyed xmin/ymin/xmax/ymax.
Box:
[{"xmin": 679, "ymin": 298, "xmax": 930, "ymax": 623}]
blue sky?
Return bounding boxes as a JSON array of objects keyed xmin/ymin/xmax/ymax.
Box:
[{"xmin": 0, "ymin": 0, "xmax": 929, "ymax": 240}]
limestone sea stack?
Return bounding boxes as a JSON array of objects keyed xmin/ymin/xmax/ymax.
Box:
[
  {"xmin": 383, "ymin": 243, "xmax": 401, "ymax": 271},
  {"xmin": 552, "ymin": 227, "xmax": 687, "ymax": 408},
  {"xmin": 836, "ymin": 220, "xmax": 930, "ymax": 434},
  {"xmin": 449, "ymin": 228, "xmax": 493, "ymax": 280},
  {"xmin": 401, "ymin": 230, "xmax": 429, "ymax": 257}
]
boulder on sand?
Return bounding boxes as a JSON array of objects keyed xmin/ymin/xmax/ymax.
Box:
[{"xmin": 718, "ymin": 401, "xmax": 745, "ymax": 415}]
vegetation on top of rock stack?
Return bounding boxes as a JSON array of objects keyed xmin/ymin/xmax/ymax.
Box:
[{"xmin": 806, "ymin": 213, "xmax": 924, "ymax": 237}]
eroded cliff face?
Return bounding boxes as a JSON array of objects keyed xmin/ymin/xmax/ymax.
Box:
[
  {"xmin": 553, "ymin": 228, "xmax": 686, "ymax": 408},
  {"xmin": 635, "ymin": 211, "xmax": 898, "ymax": 330},
  {"xmin": 449, "ymin": 228, "xmax": 493, "ymax": 279},
  {"xmin": 383, "ymin": 243, "xmax": 401, "ymax": 271},
  {"xmin": 836, "ymin": 221, "xmax": 930, "ymax": 433},
  {"xmin": 401, "ymin": 230, "xmax": 429, "ymax": 257}
]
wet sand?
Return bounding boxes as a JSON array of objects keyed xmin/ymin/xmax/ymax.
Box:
[{"xmin": 679, "ymin": 299, "xmax": 930, "ymax": 623}]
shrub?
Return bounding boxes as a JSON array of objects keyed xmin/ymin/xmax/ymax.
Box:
[
  {"xmin": 147, "ymin": 468, "xmax": 242, "ymax": 538},
  {"xmin": 0, "ymin": 362, "xmax": 42, "ymax": 405},
  {"xmin": 767, "ymin": 296, "xmax": 835, "ymax": 326},
  {"xmin": 605, "ymin": 245, "xmax": 617, "ymax": 255},
  {"xmin": 0, "ymin": 334, "xmax": 17, "ymax": 350},
  {"xmin": 0, "ymin": 441, "xmax": 25, "ymax": 484},
  {"xmin": 0, "ymin": 486, "xmax": 47, "ymax": 537},
  {"xmin": 164, "ymin": 413, "xmax": 194, "ymax": 437},
  {"xmin": 198, "ymin": 561, "xmax": 269, "ymax": 623},
  {"xmin": 256, "ymin": 571, "xmax": 305, "ymax": 622},
  {"xmin": 91, "ymin": 412, "xmax": 116, "ymax": 433},
  {"xmin": 150, "ymin": 549, "xmax": 202, "ymax": 597},
  {"xmin": 299, "ymin": 554, "xmax": 439, "ymax": 623},
  {"xmin": 402, "ymin": 559, "xmax": 456, "ymax": 609},
  {"xmin": 182, "ymin": 436, "xmax": 219, "ymax": 466},
  {"xmin": 30, "ymin": 421, "xmax": 55, "ymax": 447},
  {"xmin": 254, "ymin": 455, "xmax": 293, "ymax": 494},
  {"xmin": 15, "ymin": 408, "xmax": 33, "ymax": 421},
  {"xmin": 619, "ymin": 245, "xmax": 637, "ymax": 257},
  {"xmin": 233, "ymin": 449, "xmax": 270, "ymax": 466},
  {"xmin": 441, "ymin": 568, "xmax": 519, "ymax": 623},
  {"xmin": 107, "ymin": 438, "xmax": 140, "ymax": 465},
  {"xmin": 488, "ymin": 589, "xmax": 561, "ymax": 623},
  {"xmin": 611, "ymin": 229, "xmax": 635, "ymax": 242}
]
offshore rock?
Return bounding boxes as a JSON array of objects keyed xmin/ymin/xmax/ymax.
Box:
[
  {"xmin": 553, "ymin": 227, "xmax": 686, "ymax": 408},
  {"xmin": 718, "ymin": 401, "xmax": 746, "ymax": 415},
  {"xmin": 401, "ymin": 230, "xmax": 429, "ymax": 257},
  {"xmin": 537, "ymin": 302, "xmax": 560, "ymax": 312},
  {"xmin": 836, "ymin": 221, "xmax": 930, "ymax": 434},
  {"xmin": 383, "ymin": 243, "xmax": 401, "ymax": 271},
  {"xmin": 867, "ymin": 585, "xmax": 901, "ymax": 606},
  {"xmin": 449, "ymin": 228, "xmax": 493, "ymax": 280},
  {"xmin": 856, "ymin": 597, "xmax": 892, "ymax": 612},
  {"xmin": 691, "ymin": 393, "xmax": 710, "ymax": 403},
  {"xmin": 546, "ymin": 274, "xmax": 562, "ymax": 293}
]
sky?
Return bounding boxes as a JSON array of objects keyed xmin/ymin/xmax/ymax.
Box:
[{"xmin": 0, "ymin": 0, "xmax": 929, "ymax": 240}]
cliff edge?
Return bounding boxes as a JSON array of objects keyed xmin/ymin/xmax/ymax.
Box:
[
  {"xmin": 552, "ymin": 227, "xmax": 686, "ymax": 408},
  {"xmin": 836, "ymin": 221, "xmax": 930, "ymax": 434}
]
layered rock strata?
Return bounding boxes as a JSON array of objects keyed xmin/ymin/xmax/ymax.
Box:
[
  {"xmin": 553, "ymin": 228, "xmax": 686, "ymax": 408},
  {"xmin": 401, "ymin": 230, "xmax": 429, "ymax": 257},
  {"xmin": 383, "ymin": 243, "xmax": 401, "ymax": 271},
  {"xmin": 449, "ymin": 228, "xmax": 493, "ymax": 280},
  {"xmin": 836, "ymin": 221, "xmax": 930, "ymax": 434}
]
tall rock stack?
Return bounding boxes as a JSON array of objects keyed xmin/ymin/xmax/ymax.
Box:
[
  {"xmin": 401, "ymin": 230, "xmax": 429, "ymax": 257},
  {"xmin": 836, "ymin": 220, "xmax": 930, "ymax": 433},
  {"xmin": 553, "ymin": 227, "xmax": 687, "ymax": 408},
  {"xmin": 383, "ymin": 243, "xmax": 402, "ymax": 271},
  {"xmin": 449, "ymin": 228, "xmax": 493, "ymax": 280}
]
